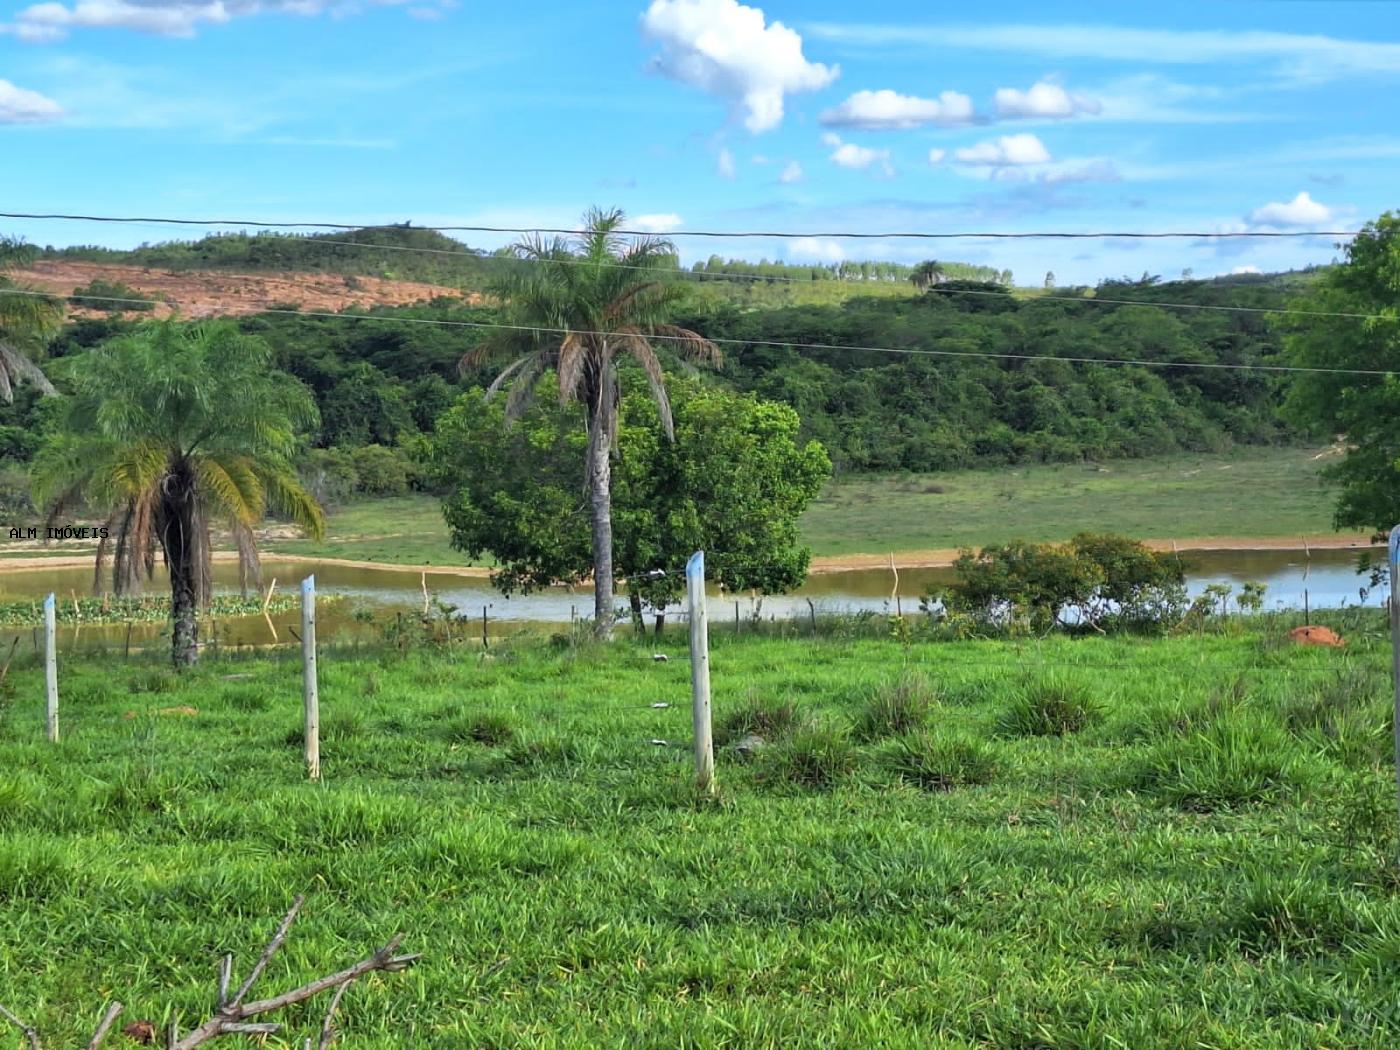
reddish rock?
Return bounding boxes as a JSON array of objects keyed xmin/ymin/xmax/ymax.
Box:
[
  {"xmin": 122, "ymin": 1020, "xmax": 157, "ymax": 1044},
  {"xmin": 1288, "ymin": 625, "xmax": 1345, "ymax": 648}
]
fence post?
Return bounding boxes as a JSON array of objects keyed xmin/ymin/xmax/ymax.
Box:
[
  {"xmin": 1389, "ymin": 525, "xmax": 1400, "ymax": 860},
  {"xmin": 686, "ymin": 551, "xmax": 715, "ymax": 797},
  {"xmin": 301, "ymin": 575, "xmax": 320, "ymax": 781},
  {"xmin": 43, "ymin": 593, "xmax": 57, "ymax": 743}
]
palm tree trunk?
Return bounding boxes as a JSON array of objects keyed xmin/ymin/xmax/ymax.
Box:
[
  {"xmin": 587, "ymin": 412, "xmax": 614, "ymax": 640},
  {"xmin": 161, "ymin": 481, "xmax": 200, "ymax": 668}
]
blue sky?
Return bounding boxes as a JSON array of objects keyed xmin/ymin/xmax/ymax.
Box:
[{"xmin": 0, "ymin": 0, "xmax": 1396, "ymax": 284}]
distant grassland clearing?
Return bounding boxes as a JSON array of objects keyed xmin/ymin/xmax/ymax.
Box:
[{"xmin": 251, "ymin": 447, "xmax": 1342, "ymax": 568}]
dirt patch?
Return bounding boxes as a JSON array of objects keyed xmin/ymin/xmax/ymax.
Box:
[
  {"xmin": 1287, "ymin": 625, "xmax": 1345, "ymax": 648},
  {"xmin": 10, "ymin": 261, "xmax": 475, "ymax": 319}
]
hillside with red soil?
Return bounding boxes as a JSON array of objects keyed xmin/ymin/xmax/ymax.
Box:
[{"xmin": 10, "ymin": 260, "xmax": 474, "ymax": 319}]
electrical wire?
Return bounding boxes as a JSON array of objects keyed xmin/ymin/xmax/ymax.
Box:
[
  {"xmin": 1, "ymin": 286, "xmax": 1387, "ymax": 376},
  {"xmin": 0, "ymin": 209, "xmax": 1360, "ymax": 240}
]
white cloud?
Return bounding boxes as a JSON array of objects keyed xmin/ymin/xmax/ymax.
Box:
[
  {"xmin": 819, "ymin": 88, "xmax": 973, "ymax": 129},
  {"xmin": 927, "ymin": 148, "xmax": 946, "ymax": 164},
  {"xmin": 1232, "ymin": 265, "xmax": 1262, "ymax": 275},
  {"xmin": 954, "ymin": 133, "xmax": 1051, "ymax": 166},
  {"xmin": 1248, "ymin": 191, "xmax": 1333, "ymax": 227},
  {"xmin": 787, "ymin": 236, "xmax": 845, "ymax": 263},
  {"xmin": 1, "ymin": 1, "xmax": 448, "ymax": 40},
  {"xmin": 640, "ymin": 0, "xmax": 838, "ymax": 133},
  {"xmin": 825, "ymin": 133, "xmax": 892, "ymax": 175},
  {"xmin": 633, "ymin": 213, "xmax": 684, "ymax": 233},
  {"xmin": 994, "ymin": 80, "xmax": 1100, "ymax": 120},
  {"xmin": 0, "ymin": 78, "xmax": 64, "ymax": 122},
  {"xmin": 716, "ymin": 146, "xmax": 737, "ymax": 178},
  {"xmin": 819, "ymin": 130, "xmax": 842, "ymax": 148},
  {"xmin": 778, "ymin": 160, "xmax": 803, "ymax": 183}
]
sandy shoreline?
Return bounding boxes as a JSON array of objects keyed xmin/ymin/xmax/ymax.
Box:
[{"xmin": 0, "ymin": 533, "xmax": 1381, "ymax": 577}]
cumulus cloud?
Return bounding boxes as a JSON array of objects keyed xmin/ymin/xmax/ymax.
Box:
[
  {"xmin": 1232, "ymin": 265, "xmax": 1262, "ymax": 274},
  {"xmin": 819, "ymin": 88, "xmax": 973, "ymax": 129},
  {"xmin": 1247, "ymin": 191, "xmax": 1333, "ymax": 226},
  {"xmin": 994, "ymin": 80, "xmax": 1100, "ymax": 120},
  {"xmin": 0, "ymin": 78, "xmax": 63, "ymax": 122},
  {"xmin": 824, "ymin": 132, "xmax": 892, "ymax": 175},
  {"xmin": 778, "ymin": 159, "xmax": 803, "ymax": 183},
  {"xmin": 632, "ymin": 213, "xmax": 684, "ymax": 233},
  {"xmin": 716, "ymin": 146, "xmax": 737, "ymax": 178},
  {"xmin": 927, "ymin": 148, "xmax": 946, "ymax": 164},
  {"xmin": 953, "ymin": 133, "xmax": 1051, "ymax": 166},
  {"xmin": 641, "ymin": 0, "xmax": 838, "ymax": 133},
  {"xmin": 1, "ymin": 1, "xmax": 450, "ymax": 40},
  {"xmin": 788, "ymin": 236, "xmax": 845, "ymax": 263}
]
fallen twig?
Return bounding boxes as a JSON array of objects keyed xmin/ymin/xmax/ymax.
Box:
[
  {"xmin": 0, "ymin": 1001, "xmax": 40, "ymax": 1050},
  {"xmin": 85, "ymin": 1003, "xmax": 124, "ymax": 1050}
]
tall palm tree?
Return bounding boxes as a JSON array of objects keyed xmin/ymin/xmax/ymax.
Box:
[
  {"xmin": 32, "ymin": 321, "xmax": 325, "ymax": 667},
  {"xmin": 463, "ymin": 208, "xmax": 719, "ymax": 639},
  {"xmin": 911, "ymin": 260, "xmax": 946, "ymax": 291},
  {"xmin": 0, "ymin": 235, "xmax": 63, "ymax": 402}
]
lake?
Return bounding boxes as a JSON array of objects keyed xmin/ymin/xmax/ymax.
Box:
[{"xmin": 0, "ymin": 544, "xmax": 1386, "ymax": 652}]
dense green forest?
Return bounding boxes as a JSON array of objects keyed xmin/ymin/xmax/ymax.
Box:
[{"xmin": 0, "ymin": 227, "xmax": 1326, "ymax": 510}]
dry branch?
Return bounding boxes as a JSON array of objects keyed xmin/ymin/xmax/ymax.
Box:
[
  {"xmin": 85, "ymin": 1002, "xmax": 124, "ymax": 1050},
  {"xmin": 0, "ymin": 1001, "xmax": 40, "ymax": 1050},
  {"xmin": 1, "ymin": 898, "xmax": 419, "ymax": 1050}
]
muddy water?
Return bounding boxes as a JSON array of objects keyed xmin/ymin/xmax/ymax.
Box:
[{"xmin": 0, "ymin": 546, "xmax": 1385, "ymax": 652}]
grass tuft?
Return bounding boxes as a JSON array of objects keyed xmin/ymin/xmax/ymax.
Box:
[
  {"xmin": 997, "ymin": 675, "xmax": 1103, "ymax": 737},
  {"xmin": 853, "ymin": 669, "xmax": 936, "ymax": 741},
  {"xmin": 758, "ymin": 725, "xmax": 857, "ymax": 790},
  {"xmin": 714, "ymin": 692, "xmax": 809, "ymax": 746},
  {"xmin": 883, "ymin": 732, "xmax": 996, "ymax": 791}
]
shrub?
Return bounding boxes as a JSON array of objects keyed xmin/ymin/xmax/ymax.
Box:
[
  {"xmin": 884, "ymin": 732, "xmax": 995, "ymax": 791},
  {"xmin": 714, "ymin": 693, "xmax": 808, "ymax": 746},
  {"xmin": 299, "ymin": 447, "xmax": 359, "ymax": 508},
  {"xmin": 1130, "ymin": 713, "xmax": 1305, "ymax": 811},
  {"xmin": 997, "ymin": 676, "xmax": 1103, "ymax": 737},
  {"xmin": 446, "ymin": 712, "xmax": 514, "ymax": 746},
  {"xmin": 853, "ymin": 670, "xmax": 936, "ymax": 740},
  {"xmin": 351, "ymin": 444, "xmax": 416, "ymax": 496},
  {"xmin": 759, "ymin": 726, "xmax": 857, "ymax": 790},
  {"xmin": 70, "ymin": 279, "xmax": 154, "ymax": 311}
]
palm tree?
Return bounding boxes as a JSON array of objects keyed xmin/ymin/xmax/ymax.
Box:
[
  {"xmin": 462, "ymin": 207, "xmax": 719, "ymax": 639},
  {"xmin": 0, "ymin": 235, "xmax": 64, "ymax": 402},
  {"xmin": 911, "ymin": 260, "xmax": 946, "ymax": 291},
  {"xmin": 32, "ymin": 321, "xmax": 325, "ymax": 667}
]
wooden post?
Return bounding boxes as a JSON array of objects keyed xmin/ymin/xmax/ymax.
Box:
[
  {"xmin": 261, "ymin": 577, "xmax": 277, "ymax": 614},
  {"xmin": 301, "ymin": 575, "xmax": 320, "ymax": 781},
  {"xmin": 43, "ymin": 593, "xmax": 57, "ymax": 743},
  {"xmin": 734, "ymin": 601, "xmax": 740, "ymax": 635},
  {"xmin": 1389, "ymin": 525, "xmax": 1400, "ymax": 861},
  {"xmin": 889, "ymin": 552, "xmax": 900, "ymax": 617},
  {"xmin": 482, "ymin": 606, "xmax": 489, "ymax": 649},
  {"xmin": 686, "ymin": 551, "xmax": 715, "ymax": 797},
  {"xmin": 807, "ymin": 597, "xmax": 817, "ymax": 634},
  {"xmin": 124, "ymin": 621, "xmax": 133, "ymax": 660}
]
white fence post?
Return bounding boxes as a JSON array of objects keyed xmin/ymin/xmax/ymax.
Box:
[
  {"xmin": 302, "ymin": 575, "xmax": 320, "ymax": 781},
  {"xmin": 686, "ymin": 551, "xmax": 715, "ymax": 797},
  {"xmin": 1389, "ymin": 525, "xmax": 1400, "ymax": 858},
  {"xmin": 43, "ymin": 593, "xmax": 57, "ymax": 743}
]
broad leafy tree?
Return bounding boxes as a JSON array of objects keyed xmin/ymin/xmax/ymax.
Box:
[
  {"xmin": 1284, "ymin": 212, "xmax": 1400, "ymax": 532},
  {"xmin": 461, "ymin": 207, "xmax": 718, "ymax": 638},
  {"xmin": 32, "ymin": 321, "xmax": 325, "ymax": 667},
  {"xmin": 428, "ymin": 377, "xmax": 830, "ymax": 632},
  {"xmin": 911, "ymin": 260, "xmax": 946, "ymax": 290},
  {"xmin": 0, "ymin": 236, "xmax": 64, "ymax": 403}
]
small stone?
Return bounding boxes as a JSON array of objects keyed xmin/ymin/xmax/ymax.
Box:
[
  {"xmin": 123, "ymin": 1020, "xmax": 157, "ymax": 1045},
  {"xmin": 734, "ymin": 733, "xmax": 766, "ymax": 760}
]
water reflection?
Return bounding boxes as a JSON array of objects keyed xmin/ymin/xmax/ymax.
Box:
[{"xmin": 0, "ymin": 545, "xmax": 1386, "ymax": 652}]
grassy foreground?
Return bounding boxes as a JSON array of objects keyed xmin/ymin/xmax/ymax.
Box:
[
  {"xmin": 2, "ymin": 617, "xmax": 1398, "ymax": 1048},
  {"xmin": 259, "ymin": 447, "xmax": 1341, "ymax": 568}
]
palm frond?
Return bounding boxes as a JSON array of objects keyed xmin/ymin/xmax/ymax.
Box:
[{"xmin": 618, "ymin": 335, "xmax": 675, "ymax": 440}]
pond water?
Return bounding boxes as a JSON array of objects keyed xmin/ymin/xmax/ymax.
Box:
[{"xmin": 0, "ymin": 544, "xmax": 1387, "ymax": 652}]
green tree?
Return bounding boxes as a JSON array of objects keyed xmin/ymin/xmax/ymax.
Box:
[
  {"xmin": 1284, "ymin": 212, "xmax": 1400, "ymax": 531},
  {"xmin": 911, "ymin": 260, "xmax": 946, "ymax": 290},
  {"xmin": 461, "ymin": 207, "xmax": 718, "ymax": 638},
  {"xmin": 428, "ymin": 378, "xmax": 830, "ymax": 631},
  {"xmin": 32, "ymin": 321, "xmax": 325, "ymax": 667},
  {"xmin": 0, "ymin": 236, "xmax": 64, "ymax": 403}
]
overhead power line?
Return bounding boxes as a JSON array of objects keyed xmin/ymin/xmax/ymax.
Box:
[
  {"xmin": 1, "ymin": 286, "xmax": 1389, "ymax": 377},
  {"xmin": 0, "ymin": 210, "xmax": 1358, "ymax": 240}
]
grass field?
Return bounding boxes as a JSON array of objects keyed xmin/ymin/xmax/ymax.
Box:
[
  {"xmin": 259, "ymin": 446, "xmax": 1342, "ymax": 568},
  {"xmin": 803, "ymin": 446, "xmax": 1341, "ymax": 556},
  {"xmin": 2, "ymin": 616, "xmax": 1397, "ymax": 1047}
]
